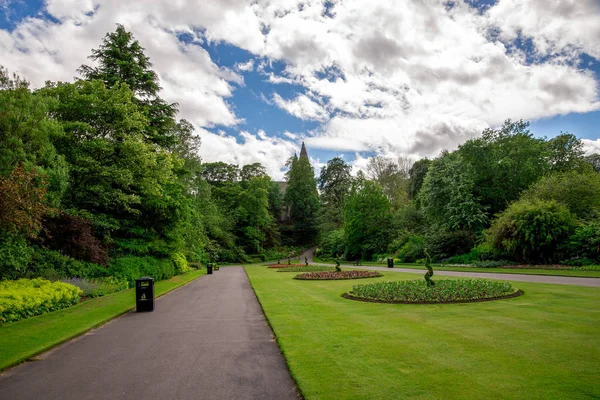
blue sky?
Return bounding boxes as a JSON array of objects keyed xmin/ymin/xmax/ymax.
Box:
[{"xmin": 1, "ymin": 0, "xmax": 599, "ymax": 177}]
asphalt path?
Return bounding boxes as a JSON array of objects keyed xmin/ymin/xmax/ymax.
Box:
[
  {"xmin": 302, "ymin": 248, "xmax": 600, "ymax": 288},
  {"xmin": 0, "ymin": 266, "xmax": 299, "ymax": 400}
]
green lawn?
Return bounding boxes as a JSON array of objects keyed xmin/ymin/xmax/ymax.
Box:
[
  {"xmin": 245, "ymin": 264, "xmax": 600, "ymax": 400},
  {"xmin": 312, "ymin": 256, "xmax": 600, "ymax": 278},
  {"xmin": 0, "ymin": 269, "xmax": 205, "ymax": 371}
]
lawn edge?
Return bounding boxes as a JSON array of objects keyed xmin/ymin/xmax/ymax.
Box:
[
  {"xmin": 243, "ymin": 264, "xmax": 305, "ymax": 400},
  {"xmin": 341, "ymin": 289, "xmax": 525, "ymax": 304},
  {"xmin": 0, "ymin": 269, "xmax": 205, "ymax": 372}
]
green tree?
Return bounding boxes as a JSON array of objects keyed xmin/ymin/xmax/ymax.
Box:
[
  {"xmin": 284, "ymin": 153, "xmax": 319, "ymax": 244},
  {"xmin": 419, "ymin": 151, "xmax": 487, "ymax": 232},
  {"xmin": 408, "ymin": 158, "xmax": 430, "ymax": 201},
  {"xmin": 240, "ymin": 163, "xmax": 267, "ymax": 182},
  {"xmin": 343, "ymin": 179, "xmax": 393, "ymax": 259},
  {"xmin": 201, "ymin": 162, "xmax": 239, "ymax": 185},
  {"xmin": 78, "ymin": 24, "xmax": 179, "ymax": 148},
  {"xmin": 318, "ymin": 157, "xmax": 352, "ymax": 233},
  {"xmin": 366, "ymin": 155, "xmax": 411, "ymax": 208},
  {"xmin": 546, "ymin": 133, "xmax": 589, "ymax": 173},
  {"xmin": 458, "ymin": 120, "xmax": 548, "ymax": 217}
]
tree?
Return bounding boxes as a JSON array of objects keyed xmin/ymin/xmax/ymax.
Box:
[
  {"xmin": 458, "ymin": 120, "xmax": 548, "ymax": 217},
  {"xmin": 344, "ymin": 179, "xmax": 393, "ymax": 259},
  {"xmin": 546, "ymin": 133, "xmax": 589, "ymax": 173},
  {"xmin": 240, "ymin": 163, "xmax": 267, "ymax": 182},
  {"xmin": 318, "ymin": 157, "xmax": 352, "ymax": 233},
  {"xmin": 201, "ymin": 162, "xmax": 239, "ymax": 185},
  {"xmin": 284, "ymin": 153, "xmax": 319, "ymax": 245},
  {"xmin": 366, "ymin": 155, "xmax": 412, "ymax": 207},
  {"xmin": 78, "ymin": 24, "xmax": 179, "ymax": 148},
  {"xmin": 419, "ymin": 151, "xmax": 487, "ymax": 232},
  {"xmin": 585, "ymin": 154, "xmax": 600, "ymax": 172},
  {"xmin": 408, "ymin": 158, "xmax": 431, "ymax": 200}
]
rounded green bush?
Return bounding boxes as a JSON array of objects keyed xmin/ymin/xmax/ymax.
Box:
[{"xmin": 345, "ymin": 279, "xmax": 521, "ymax": 304}]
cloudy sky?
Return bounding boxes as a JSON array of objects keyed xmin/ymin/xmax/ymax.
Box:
[{"xmin": 1, "ymin": 0, "xmax": 599, "ymax": 178}]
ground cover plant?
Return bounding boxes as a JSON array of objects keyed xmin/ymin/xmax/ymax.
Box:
[
  {"xmin": 344, "ymin": 279, "xmax": 520, "ymax": 304},
  {"xmin": 0, "ymin": 278, "xmax": 82, "ymax": 325},
  {"xmin": 0, "ymin": 269, "xmax": 204, "ymax": 371},
  {"xmin": 294, "ymin": 270, "xmax": 382, "ymax": 280},
  {"xmin": 277, "ymin": 266, "xmax": 336, "ymax": 273},
  {"xmin": 245, "ymin": 264, "xmax": 600, "ymax": 399},
  {"xmin": 60, "ymin": 277, "xmax": 129, "ymax": 298}
]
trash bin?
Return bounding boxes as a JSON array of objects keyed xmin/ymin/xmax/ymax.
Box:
[
  {"xmin": 136, "ymin": 277, "xmax": 155, "ymax": 312},
  {"xmin": 207, "ymin": 263, "xmax": 213, "ymax": 274},
  {"xmin": 387, "ymin": 258, "xmax": 394, "ymax": 268}
]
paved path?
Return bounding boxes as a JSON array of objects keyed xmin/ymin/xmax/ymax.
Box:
[
  {"xmin": 0, "ymin": 267, "xmax": 298, "ymax": 400},
  {"xmin": 301, "ymin": 248, "xmax": 600, "ymax": 288}
]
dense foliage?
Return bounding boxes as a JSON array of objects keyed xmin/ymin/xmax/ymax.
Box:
[{"xmin": 0, "ymin": 278, "xmax": 82, "ymax": 325}]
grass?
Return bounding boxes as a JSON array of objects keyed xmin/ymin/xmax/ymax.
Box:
[
  {"xmin": 246, "ymin": 263, "xmax": 600, "ymax": 399},
  {"xmin": 312, "ymin": 256, "xmax": 600, "ymax": 277},
  {"xmin": 0, "ymin": 269, "xmax": 205, "ymax": 371}
]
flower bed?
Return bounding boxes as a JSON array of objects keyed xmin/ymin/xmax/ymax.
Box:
[
  {"xmin": 294, "ymin": 270, "xmax": 382, "ymax": 280},
  {"xmin": 0, "ymin": 278, "xmax": 83, "ymax": 325},
  {"xmin": 343, "ymin": 279, "xmax": 522, "ymax": 304},
  {"xmin": 278, "ymin": 266, "xmax": 336, "ymax": 273},
  {"xmin": 266, "ymin": 264, "xmax": 305, "ymax": 268}
]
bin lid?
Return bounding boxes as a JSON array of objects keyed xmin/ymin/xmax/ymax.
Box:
[{"xmin": 137, "ymin": 276, "xmax": 154, "ymax": 281}]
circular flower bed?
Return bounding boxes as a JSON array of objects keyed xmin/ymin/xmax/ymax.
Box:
[
  {"xmin": 343, "ymin": 279, "xmax": 522, "ymax": 304},
  {"xmin": 294, "ymin": 270, "xmax": 382, "ymax": 280},
  {"xmin": 266, "ymin": 264, "xmax": 305, "ymax": 268}
]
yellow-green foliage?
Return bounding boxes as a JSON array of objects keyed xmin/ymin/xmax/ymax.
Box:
[
  {"xmin": 172, "ymin": 253, "xmax": 191, "ymax": 274},
  {"xmin": 0, "ymin": 278, "xmax": 82, "ymax": 325}
]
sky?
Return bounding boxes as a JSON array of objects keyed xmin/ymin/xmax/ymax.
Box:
[{"xmin": 1, "ymin": 0, "xmax": 599, "ymax": 179}]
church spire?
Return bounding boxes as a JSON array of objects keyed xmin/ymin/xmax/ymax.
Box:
[{"xmin": 300, "ymin": 141, "xmax": 308, "ymax": 160}]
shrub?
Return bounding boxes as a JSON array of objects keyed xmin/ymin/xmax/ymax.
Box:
[
  {"xmin": 565, "ymin": 222, "xmax": 600, "ymax": 262},
  {"xmin": 108, "ymin": 256, "xmax": 175, "ymax": 287},
  {"xmin": 425, "ymin": 229, "xmax": 475, "ymax": 261},
  {"xmin": 521, "ymin": 171, "xmax": 600, "ymax": 221},
  {"xmin": 171, "ymin": 253, "xmax": 191, "ymax": 274},
  {"xmin": 60, "ymin": 276, "xmax": 129, "ymax": 298},
  {"xmin": 472, "ymin": 260, "xmax": 518, "ymax": 268},
  {"xmin": 0, "ymin": 233, "xmax": 34, "ymax": 280},
  {"xmin": 445, "ymin": 243, "xmax": 494, "ymax": 264},
  {"xmin": 487, "ymin": 199, "xmax": 576, "ymax": 263},
  {"xmin": 276, "ymin": 266, "xmax": 336, "ymax": 273},
  {"xmin": 318, "ymin": 229, "xmax": 346, "ymax": 258},
  {"xmin": 27, "ymin": 248, "xmax": 108, "ymax": 280},
  {"xmin": 397, "ymin": 235, "xmax": 425, "ymax": 263},
  {"xmin": 0, "ymin": 278, "xmax": 82, "ymax": 325}
]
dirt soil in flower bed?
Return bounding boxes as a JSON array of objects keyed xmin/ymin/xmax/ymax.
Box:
[
  {"xmin": 294, "ymin": 270, "xmax": 382, "ymax": 280},
  {"xmin": 266, "ymin": 264, "xmax": 306, "ymax": 268}
]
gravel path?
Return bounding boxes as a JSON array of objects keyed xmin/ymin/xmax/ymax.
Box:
[
  {"xmin": 301, "ymin": 248, "xmax": 600, "ymax": 287},
  {"xmin": 0, "ymin": 266, "xmax": 299, "ymax": 400}
]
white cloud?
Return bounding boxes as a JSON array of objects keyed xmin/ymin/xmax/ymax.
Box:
[
  {"xmin": 1, "ymin": 0, "xmax": 599, "ymax": 172},
  {"xmin": 272, "ymin": 92, "xmax": 328, "ymax": 121},
  {"xmin": 582, "ymin": 138, "xmax": 600, "ymax": 155}
]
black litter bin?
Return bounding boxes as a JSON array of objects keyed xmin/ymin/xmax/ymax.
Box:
[
  {"xmin": 207, "ymin": 263, "xmax": 213, "ymax": 274},
  {"xmin": 136, "ymin": 277, "xmax": 155, "ymax": 312},
  {"xmin": 387, "ymin": 258, "xmax": 394, "ymax": 268}
]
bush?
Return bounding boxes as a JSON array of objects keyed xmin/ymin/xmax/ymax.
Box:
[
  {"xmin": 565, "ymin": 222, "xmax": 600, "ymax": 262},
  {"xmin": 318, "ymin": 229, "xmax": 346, "ymax": 258},
  {"xmin": 108, "ymin": 256, "xmax": 175, "ymax": 287},
  {"xmin": 472, "ymin": 260, "xmax": 518, "ymax": 268},
  {"xmin": 487, "ymin": 199, "xmax": 576, "ymax": 263},
  {"xmin": 0, "ymin": 278, "xmax": 82, "ymax": 325},
  {"xmin": 28, "ymin": 248, "xmax": 107, "ymax": 280},
  {"xmin": 60, "ymin": 276, "xmax": 129, "ymax": 298},
  {"xmin": 521, "ymin": 171, "xmax": 600, "ymax": 221},
  {"xmin": 425, "ymin": 229, "xmax": 475, "ymax": 261},
  {"xmin": 445, "ymin": 243, "xmax": 494, "ymax": 264},
  {"xmin": 171, "ymin": 252, "xmax": 191, "ymax": 274},
  {"xmin": 0, "ymin": 233, "xmax": 34, "ymax": 280},
  {"xmin": 397, "ymin": 235, "xmax": 425, "ymax": 263}
]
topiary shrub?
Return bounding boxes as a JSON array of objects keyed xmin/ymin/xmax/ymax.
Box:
[
  {"xmin": 487, "ymin": 199, "xmax": 576, "ymax": 263},
  {"xmin": 423, "ymin": 249, "xmax": 434, "ymax": 286}
]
